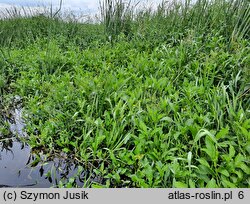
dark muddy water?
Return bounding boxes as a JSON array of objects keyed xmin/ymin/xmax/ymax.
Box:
[
  {"xmin": 0, "ymin": 99, "xmax": 96, "ymax": 188},
  {"xmin": 0, "ymin": 139, "xmax": 86, "ymax": 187},
  {"xmin": 0, "ymin": 140, "xmax": 81, "ymax": 187}
]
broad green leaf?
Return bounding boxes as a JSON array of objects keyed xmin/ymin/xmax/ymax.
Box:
[
  {"xmin": 91, "ymin": 184, "xmax": 105, "ymax": 188},
  {"xmin": 130, "ymin": 174, "xmax": 139, "ymax": 182},
  {"xmin": 236, "ymin": 163, "xmax": 250, "ymax": 174},
  {"xmin": 245, "ymin": 142, "xmax": 250, "ymax": 154},
  {"xmin": 197, "ymin": 165, "xmax": 214, "ymax": 175},
  {"xmin": 234, "ymin": 153, "xmax": 245, "ymax": 166},
  {"xmin": 217, "ymin": 141, "xmax": 231, "ymax": 147},
  {"xmin": 216, "ymin": 127, "xmax": 229, "ymax": 140},
  {"xmin": 197, "ymin": 158, "xmax": 210, "ymax": 168},
  {"xmin": 218, "ymin": 168, "xmax": 230, "ymax": 177},
  {"xmin": 229, "ymin": 145, "xmax": 235, "ymax": 159},
  {"xmin": 185, "ymin": 119, "xmax": 194, "ymax": 126},
  {"xmin": 239, "ymin": 126, "xmax": 250, "ymax": 139},
  {"xmin": 235, "ymin": 170, "xmax": 243, "ymax": 180},
  {"xmin": 122, "ymin": 133, "xmax": 131, "ymax": 144},
  {"xmin": 174, "ymin": 181, "xmax": 188, "ymax": 188},
  {"xmin": 206, "ymin": 178, "xmax": 218, "ymax": 188},
  {"xmin": 187, "ymin": 151, "xmax": 192, "ymax": 167},
  {"xmin": 160, "ymin": 116, "xmax": 173, "ymax": 123},
  {"xmin": 195, "ymin": 129, "xmax": 217, "ymax": 144},
  {"xmin": 139, "ymin": 121, "xmax": 148, "ymax": 132},
  {"xmin": 156, "ymin": 161, "xmax": 165, "ymax": 177},
  {"xmin": 203, "ymin": 136, "xmax": 217, "ymax": 162},
  {"xmin": 189, "ymin": 179, "xmax": 196, "ymax": 188},
  {"xmin": 222, "ymin": 179, "xmax": 237, "ymax": 188},
  {"xmin": 62, "ymin": 147, "xmax": 70, "ymax": 153}
]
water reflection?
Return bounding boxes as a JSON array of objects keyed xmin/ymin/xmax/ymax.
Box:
[{"xmin": 0, "ymin": 138, "xmax": 84, "ymax": 187}]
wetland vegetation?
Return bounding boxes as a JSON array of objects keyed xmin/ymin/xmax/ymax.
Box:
[{"xmin": 0, "ymin": 0, "xmax": 249, "ymax": 187}]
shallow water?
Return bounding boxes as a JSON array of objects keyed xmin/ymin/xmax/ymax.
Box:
[
  {"xmin": 8, "ymin": 108, "xmax": 26, "ymax": 137},
  {"xmin": 0, "ymin": 100, "xmax": 90, "ymax": 188},
  {"xmin": 0, "ymin": 139, "xmax": 85, "ymax": 187}
]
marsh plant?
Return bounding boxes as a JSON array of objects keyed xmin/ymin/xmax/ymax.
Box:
[
  {"xmin": 0, "ymin": 0, "xmax": 249, "ymax": 187},
  {"xmin": 100, "ymin": 0, "xmax": 136, "ymax": 40}
]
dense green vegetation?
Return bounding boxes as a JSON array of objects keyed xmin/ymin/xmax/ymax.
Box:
[{"xmin": 0, "ymin": 0, "xmax": 249, "ymax": 187}]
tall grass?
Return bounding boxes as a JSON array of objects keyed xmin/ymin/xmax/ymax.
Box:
[
  {"xmin": 232, "ymin": 0, "xmax": 250, "ymax": 40},
  {"xmin": 100, "ymin": 0, "xmax": 249, "ymax": 43},
  {"xmin": 100, "ymin": 0, "xmax": 135, "ymax": 40},
  {"xmin": 0, "ymin": 14, "xmax": 104, "ymax": 48},
  {"xmin": 1, "ymin": 0, "xmax": 249, "ymax": 47}
]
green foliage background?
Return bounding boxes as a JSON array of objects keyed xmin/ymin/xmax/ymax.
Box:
[{"xmin": 0, "ymin": 0, "xmax": 249, "ymax": 187}]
